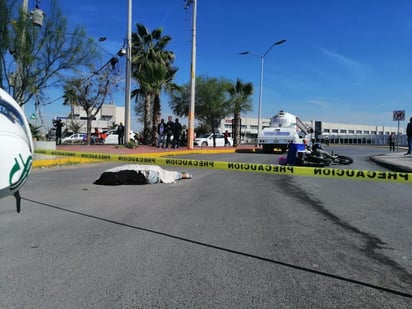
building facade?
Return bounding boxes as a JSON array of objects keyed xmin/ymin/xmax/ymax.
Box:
[
  {"xmin": 59, "ymin": 104, "xmax": 125, "ymax": 133},
  {"xmin": 218, "ymin": 116, "xmax": 407, "ymax": 145}
]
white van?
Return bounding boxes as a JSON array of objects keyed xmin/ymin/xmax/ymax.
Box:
[
  {"xmin": 104, "ymin": 130, "xmax": 136, "ymax": 144},
  {"xmin": 194, "ymin": 133, "xmax": 232, "ymax": 147}
]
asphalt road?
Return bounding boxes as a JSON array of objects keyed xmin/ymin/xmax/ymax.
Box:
[{"xmin": 1, "ymin": 146, "xmax": 411, "ymax": 308}]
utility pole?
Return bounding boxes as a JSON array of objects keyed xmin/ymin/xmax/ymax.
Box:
[
  {"xmin": 15, "ymin": 0, "xmax": 28, "ymax": 107},
  {"xmin": 14, "ymin": 0, "xmax": 44, "ymax": 106},
  {"xmin": 124, "ymin": 0, "xmax": 132, "ymax": 146},
  {"xmin": 185, "ymin": 0, "xmax": 197, "ymax": 149}
]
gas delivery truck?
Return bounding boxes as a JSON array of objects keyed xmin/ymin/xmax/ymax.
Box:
[{"xmin": 258, "ymin": 110, "xmax": 312, "ymax": 153}]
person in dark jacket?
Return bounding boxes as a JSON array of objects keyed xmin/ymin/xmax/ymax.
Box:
[
  {"xmin": 54, "ymin": 119, "xmax": 64, "ymax": 145},
  {"xmin": 224, "ymin": 130, "xmax": 230, "ymax": 146},
  {"xmin": 165, "ymin": 115, "xmax": 174, "ymax": 149},
  {"xmin": 173, "ymin": 118, "xmax": 182, "ymax": 149},
  {"xmin": 388, "ymin": 132, "xmax": 396, "ymax": 152},
  {"xmin": 157, "ymin": 119, "xmax": 166, "ymax": 148},
  {"xmin": 405, "ymin": 117, "xmax": 412, "ymax": 155},
  {"xmin": 117, "ymin": 122, "xmax": 125, "ymax": 145}
]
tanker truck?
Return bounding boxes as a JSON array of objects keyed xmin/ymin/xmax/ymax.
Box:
[{"xmin": 258, "ymin": 110, "xmax": 312, "ymax": 153}]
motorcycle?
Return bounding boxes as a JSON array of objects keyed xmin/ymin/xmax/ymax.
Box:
[{"xmin": 297, "ymin": 143, "xmax": 354, "ymax": 166}]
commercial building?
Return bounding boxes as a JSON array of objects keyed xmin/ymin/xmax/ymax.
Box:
[
  {"xmin": 218, "ymin": 116, "xmax": 407, "ymax": 145},
  {"xmin": 57, "ymin": 104, "xmax": 125, "ymax": 133}
]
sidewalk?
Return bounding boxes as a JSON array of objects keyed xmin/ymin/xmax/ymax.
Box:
[
  {"xmin": 33, "ymin": 143, "xmax": 254, "ymax": 161},
  {"xmin": 370, "ymin": 150, "xmax": 412, "ymax": 173},
  {"xmin": 54, "ymin": 143, "xmax": 253, "ymax": 155}
]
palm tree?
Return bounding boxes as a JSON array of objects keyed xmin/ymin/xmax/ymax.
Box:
[
  {"xmin": 134, "ymin": 60, "xmax": 179, "ymax": 145},
  {"xmin": 226, "ymin": 78, "xmax": 254, "ymax": 146},
  {"xmin": 131, "ymin": 85, "xmax": 152, "ymax": 144},
  {"xmin": 62, "ymin": 84, "xmax": 81, "ymax": 133},
  {"xmin": 131, "ymin": 24, "xmax": 177, "ymax": 144}
]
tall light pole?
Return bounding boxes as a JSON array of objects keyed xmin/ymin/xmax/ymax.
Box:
[
  {"xmin": 15, "ymin": 0, "xmax": 29, "ymax": 107},
  {"xmin": 239, "ymin": 39, "xmax": 286, "ymax": 146},
  {"xmin": 15, "ymin": 0, "xmax": 44, "ymax": 107},
  {"xmin": 124, "ymin": 0, "xmax": 132, "ymax": 146},
  {"xmin": 185, "ymin": 0, "xmax": 197, "ymax": 149}
]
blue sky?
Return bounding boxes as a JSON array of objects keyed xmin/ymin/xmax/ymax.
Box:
[{"xmin": 26, "ymin": 0, "xmax": 412, "ymax": 130}]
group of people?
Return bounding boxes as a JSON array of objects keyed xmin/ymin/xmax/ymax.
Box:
[{"xmin": 157, "ymin": 115, "xmax": 182, "ymax": 149}]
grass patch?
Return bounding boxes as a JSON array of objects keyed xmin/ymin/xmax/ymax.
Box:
[{"xmin": 33, "ymin": 157, "xmax": 101, "ymax": 168}]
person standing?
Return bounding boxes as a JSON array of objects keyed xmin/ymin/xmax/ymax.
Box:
[
  {"xmin": 181, "ymin": 130, "xmax": 187, "ymax": 146},
  {"xmin": 165, "ymin": 115, "xmax": 174, "ymax": 149},
  {"xmin": 54, "ymin": 119, "xmax": 64, "ymax": 145},
  {"xmin": 157, "ymin": 119, "xmax": 166, "ymax": 148},
  {"xmin": 117, "ymin": 122, "xmax": 125, "ymax": 145},
  {"xmin": 406, "ymin": 117, "xmax": 412, "ymax": 155},
  {"xmin": 388, "ymin": 132, "xmax": 396, "ymax": 152},
  {"xmin": 92, "ymin": 127, "xmax": 100, "ymax": 145},
  {"xmin": 224, "ymin": 130, "xmax": 230, "ymax": 147},
  {"xmin": 173, "ymin": 118, "xmax": 182, "ymax": 149}
]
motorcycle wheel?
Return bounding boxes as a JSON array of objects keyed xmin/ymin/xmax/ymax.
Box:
[{"xmin": 335, "ymin": 155, "xmax": 353, "ymax": 165}]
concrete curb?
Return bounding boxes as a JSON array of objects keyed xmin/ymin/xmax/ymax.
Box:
[
  {"xmin": 370, "ymin": 155, "xmax": 412, "ymax": 173},
  {"xmin": 32, "ymin": 146, "xmax": 256, "ymax": 168}
]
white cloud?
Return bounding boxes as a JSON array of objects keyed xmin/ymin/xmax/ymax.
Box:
[
  {"xmin": 318, "ymin": 48, "xmax": 368, "ymax": 80},
  {"xmin": 307, "ymin": 99, "xmax": 332, "ymax": 108}
]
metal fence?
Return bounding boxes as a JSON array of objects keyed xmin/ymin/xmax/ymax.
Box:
[
  {"xmin": 316, "ymin": 134, "xmax": 408, "ymax": 146},
  {"xmin": 241, "ymin": 134, "xmax": 409, "ymax": 146}
]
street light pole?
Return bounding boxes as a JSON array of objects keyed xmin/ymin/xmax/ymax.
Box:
[
  {"xmin": 239, "ymin": 39, "xmax": 286, "ymax": 146},
  {"xmin": 15, "ymin": 0, "xmax": 29, "ymax": 107},
  {"xmin": 185, "ymin": 0, "xmax": 197, "ymax": 149},
  {"xmin": 257, "ymin": 55, "xmax": 264, "ymax": 147},
  {"xmin": 124, "ymin": 0, "xmax": 132, "ymax": 147},
  {"xmin": 15, "ymin": 0, "xmax": 44, "ymax": 107}
]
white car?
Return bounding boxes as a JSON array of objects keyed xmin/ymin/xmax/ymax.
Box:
[
  {"xmin": 194, "ymin": 133, "xmax": 232, "ymax": 147},
  {"xmin": 104, "ymin": 130, "xmax": 137, "ymax": 145},
  {"xmin": 62, "ymin": 133, "xmax": 86, "ymax": 144}
]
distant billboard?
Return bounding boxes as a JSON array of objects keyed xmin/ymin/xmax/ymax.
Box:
[{"xmin": 393, "ymin": 110, "xmax": 405, "ymax": 121}]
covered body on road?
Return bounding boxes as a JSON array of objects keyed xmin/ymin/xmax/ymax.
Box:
[{"xmin": 94, "ymin": 164, "xmax": 192, "ymax": 185}]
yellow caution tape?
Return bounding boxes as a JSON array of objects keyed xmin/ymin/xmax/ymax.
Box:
[{"xmin": 34, "ymin": 149, "xmax": 412, "ymax": 184}]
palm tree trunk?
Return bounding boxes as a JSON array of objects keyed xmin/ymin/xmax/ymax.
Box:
[
  {"xmin": 143, "ymin": 94, "xmax": 152, "ymax": 145},
  {"xmin": 234, "ymin": 112, "xmax": 241, "ymax": 147},
  {"xmin": 152, "ymin": 94, "xmax": 161, "ymax": 146}
]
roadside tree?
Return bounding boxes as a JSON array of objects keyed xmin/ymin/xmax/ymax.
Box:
[
  {"xmin": 226, "ymin": 78, "xmax": 254, "ymax": 146},
  {"xmin": 131, "ymin": 24, "xmax": 178, "ymax": 145},
  {"xmin": 62, "ymin": 58, "xmax": 121, "ymax": 145},
  {"xmin": 0, "ymin": 0, "xmax": 100, "ymax": 107},
  {"xmin": 169, "ymin": 75, "xmax": 232, "ymax": 146}
]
